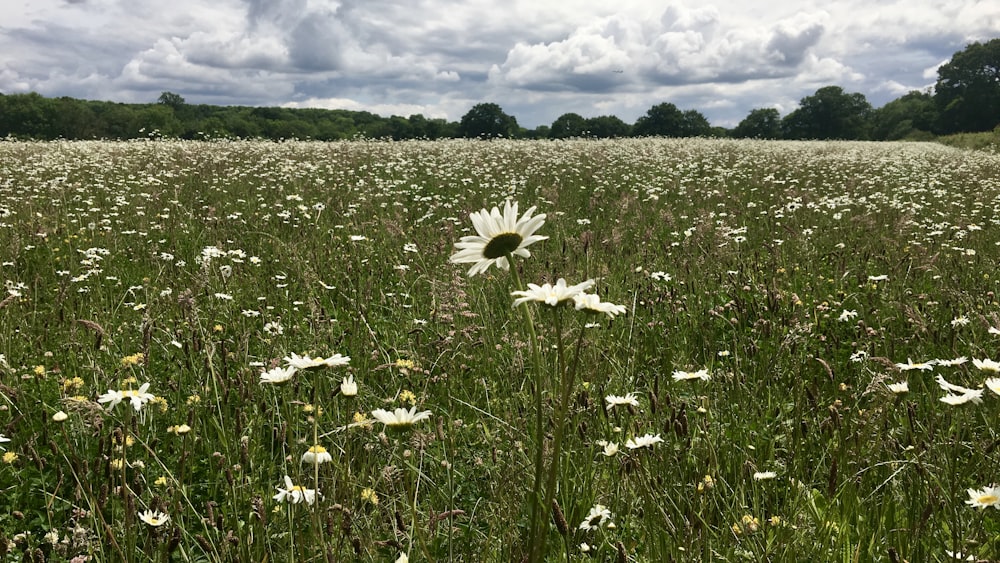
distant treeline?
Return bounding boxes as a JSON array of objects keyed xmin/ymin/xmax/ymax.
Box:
[{"xmin": 2, "ymin": 38, "xmax": 998, "ymax": 142}]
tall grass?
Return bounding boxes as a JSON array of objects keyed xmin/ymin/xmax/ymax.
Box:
[{"xmin": 1, "ymin": 137, "xmax": 999, "ymax": 561}]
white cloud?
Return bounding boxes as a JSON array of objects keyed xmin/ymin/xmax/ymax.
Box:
[{"xmin": 1, "ymin": 0, "xmax": 998, "ymax": 128}]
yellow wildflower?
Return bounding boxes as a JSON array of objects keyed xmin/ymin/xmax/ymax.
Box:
[
  {"xmin": 361, "ymin": 487, "xmax": 379, "ymax": 505},
  {"xmin": 121, "ymin": 353, "xmax": 144, "ymax": 367}
]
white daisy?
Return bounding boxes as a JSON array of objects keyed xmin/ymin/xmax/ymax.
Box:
[
  {"xmin": 511, "ymin": 278, "xmax": 594, "ymax": 307},
  {"xmin": 573, "ymin": 293, "xmax": 627, "ymax": 318},
  {"xmin": 940, "ymin": 390, "xmax": 984, "ymax": 406},
  {"xmin": 273, "ymin": 475, "xmax": 318, "ymax": 505},
  {"xmin": 672, "ymin": 369, "xmax": 710, "ymax": 381},
  {"xmin": 605, "ymin": 393, "xmax": 640, "ymax": 411},
  {"xmin": 284, "ymin": 352, "xmax": 351, "ymax": 370},
  {"xmin": 625, "ymin": 433, "xmax": 663, "ymax": 449},
  {"xmin": 753, "ymin": 471, "xmax": 778, "ymax": 481},
  {"xmin": 894, "ymin": 358, "xmax": 934, "ymax": 371},
  {"xmin": 935, "ymin": 374, "xmax": 977, "ymax": 394},
  {"xmin": 450, "ymin": 200, "xmax": 548, "ymax": 276},
  {"xmin": 259, "ymin": 366, "xmax": 297, "ymax": 385},
  {"xmin": 370, "ymin": 407, "xmax": 433, "ymax": 429},
  {"xmin": 340, "ymin": 374, "xmax": 358, "ymax": 397},
  {"xmin": 301, "ymin": 444, "xmax": 333, "ymax": 465},
  {"xmin": 965, "ymin": 485, "xmax": 1000, "ymax": 509},
  {"xmin": 138, "ymin": 509, "xmax": 170, "ymax": 527},
  {"xmin": 838, "ymin": 309, "xmax": 858, "ymax": 322},
  {"xmin": 98, "ymin": 383, "xmax": 154, "ymax": 412},
  {"xmin": 986, "ymin": 377, "xmax": 1000, "ymax": 397},
  {"xmin": 578, "ymin": 504, "xmax": 613, "ymax": 530},
  {"xmin": 886, "ymin": 381, "xmax": 909, "ymax": 394},
  {"xmin": 973, "ymin": 358, "xmax": 1000, "ymax": 373}
]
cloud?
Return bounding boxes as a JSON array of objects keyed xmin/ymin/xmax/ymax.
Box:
[
  {"xmin": 2, "ymin": 0, "xmax": 999, "ymax": 129},
  {"xmin": 488, "ymin": 6, "xmax": 829, "ymax": 91}
]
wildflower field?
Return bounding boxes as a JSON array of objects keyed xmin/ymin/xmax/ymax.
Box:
[{"xmin": 1, "ymin": 137, "xmax": 1000, "ymax": 562}]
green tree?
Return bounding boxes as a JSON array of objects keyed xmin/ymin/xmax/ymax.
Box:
[
  {"xmin": 781, "ymin": 86, "xmax": 873, "ymax": 140},
  {"xmin": 680, "ymin": 109, "xmax": 712, "ymax": 136},
  {"xmin": 550, "ymin": 112, "xmax": 588, "ymax": 138},
  {"xmin": 0, "ymin": 92, "xmax": 55, "ymax": 138},
  {"xmin": 934, "ymin": 38, "xmax": 1000, "ymax": 134},
  {"xmin": 871, "ymin": 90, "xmax": 938, "ymax": 140},
  {"xmin": 459, "ymin": 103, "xmax": 518, "ymax": 138},
  {"xmin": 585, "ymin": 115, "xmax": 631, "ymax": 138},
  {"xmin": 633, "ymin": 103, "xmax": 711, "ymax": 137},
  {"xmin": 131, "ymin": 105, "xmax": 183, "ymax": 137},
  {"xmin": 632, "ymin": 102, "xmax": 684, "ymax": 137},
  {"xmin": 733, "ymin": 108, "xmax": 782, "ymax": 139},
  {"xmin": 157, "ymin": 91, "xmax": 186, "ymax": 111}
]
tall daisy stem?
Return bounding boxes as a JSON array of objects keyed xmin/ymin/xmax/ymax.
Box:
[
  {"xmin": 537, "ymin": 310, "xmax": 587, "ymax": 563},
  {"xmin": 505, "ymin": 255, "xmax": 547, "ymax": 561}
]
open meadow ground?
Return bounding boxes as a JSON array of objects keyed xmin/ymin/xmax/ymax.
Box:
[{"xmin": 1, "ymin": 137, "xmax": 1000, "ymax": 561}]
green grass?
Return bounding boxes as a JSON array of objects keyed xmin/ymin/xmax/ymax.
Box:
[
  {"xmin": 935, "ymin": 129, "xmax": 1000, "ymax": 152},
  {"xmin": 1, "ymin": 137, "xmax": 999, "ymax": 562}
]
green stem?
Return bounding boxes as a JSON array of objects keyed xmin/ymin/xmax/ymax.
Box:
[
  {"xmin": 312, "ymin": 370, "xmax": 328, "ymax": 556},
  {"xmin": 538, "ymin": 310, "xmax": 587, "ymax": 563},
  {"xmin": 505, "ymin": 255, "xmax": 546, "ymax": 562}
]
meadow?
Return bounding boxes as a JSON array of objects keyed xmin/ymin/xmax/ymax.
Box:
[{"xmin": 1, "ymin": 136, "xmax": 999, "ymax": 562}]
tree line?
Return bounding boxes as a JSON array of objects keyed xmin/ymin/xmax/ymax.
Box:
[{"xmin": 1, "ymin": 38, "xmax": 997, "ymax": 142}]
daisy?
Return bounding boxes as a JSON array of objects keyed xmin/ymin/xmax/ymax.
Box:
[
  {"xmin": 450, "ymin": 200, "xmax": 548, "ymax": 276},
  {"xmin": 935, "ymin": 374, "xmax": 977, "ymax": 395},
  {"xmin": 0, "ymin": 434, "xmax": 9, "ymax": 450},
  {"xmin": 259, "ymin": 366, "xmax": 297, "ymax": 385},
  {"xmin": 573, "ymin": 293, "xmax": 627, "ymax": 318},
  {"xmin": 973, "ymin": 358, "xmax": 1000, "ymax": 373},
  {"xmin": 625, "ymin": 433, "xmax": 663, "ymax": 449},
  {"xmin": 940, "ymin": 390, "xmax": 984, "ymax": 406},
  {"xmin": 511, "ymin": 278, "xmax": 594, "ymax": 307},
  {"xmin": 965, "ymin": 485, "xmax": 1000, "ymax": 509},
  {"xmin": 672, "ymin": 369, "xmax": 710, "ymax": 381},
  {"xmin": 371, "ymin": 407, "xmax": 433, "ymax": 429},
  {"xmin": 99, "ymin": 383, "xmax": 154, "ymax": 412},
  {"xmin": 578, "ymin": 504, "xmax": 613, "ymax": 531},
  {"xmin": 894, "ymin": 358, "xmax": 934, "ymax": 371},
  {"xmin": 301, "ymin": 444, "xmax": 333, "ymax": 465},
  {"xmin": 986, "ymin": 377, "xmax": 1000, "ymax": 396},
  {"xmin": 935, "ymin": 357, "xmax": 968, "ymax": 367},
  {"xmin": 605, "ymin": 393, "xmax": 640, "ymax": 411},
  {"xmin": 138, "ymin": 509, "xmax": 170, "ymax": 527},
  {"xmin": 273, "ymin": 475, "xmax": 318, "ymax": 505},
  {"xmin": 284, "ymin": 352, "xmax": 350, "ymax": 370},
  {"xmin": 838, "ymin": 309, "xmax": 858, "ymax": 322},
  {"xmin": 340, "ymin": 374, "xmax": 358, "ymax": 397},
  {"xmin": 753, "ymin": 471, "xmax": 778, "ymax": 481},
  {"xmin": 886, "ymin": 381, "xmax": 909, "ymax": 394},
  {"xmin": 600, "ymin": 442, "xmax": 619, "ymax": 457}
]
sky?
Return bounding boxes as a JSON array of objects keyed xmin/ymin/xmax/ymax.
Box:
[{"xmin": 2, "ymin": 0, "xmax": 998, "ymax": 129}]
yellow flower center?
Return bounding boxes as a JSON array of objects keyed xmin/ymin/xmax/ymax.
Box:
[
  {"xmin": 977, "ymin": 494, "xmax": 998, "ymax": 505},
  {"xmin": 483, "ymin": 232, "xmax": 523, "ymax": 259}
]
